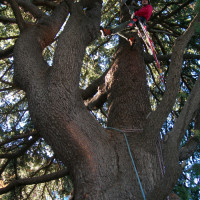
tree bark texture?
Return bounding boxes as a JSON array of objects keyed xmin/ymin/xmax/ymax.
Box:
[{"xmin": 12, "ymin": 1, "xmax": 200, "ymax": 199}]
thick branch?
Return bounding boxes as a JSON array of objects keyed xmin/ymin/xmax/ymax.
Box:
[
  {"xmin": 0, "ymin": 36, "xmax": 18, "ymax": 41},
  {"xmin": 195, "ymin": 108, "xmax": 200, "ymax": 129},
  {"xmin": 0, "ymin": 79, "xmax": 14, "ymax": 87},
  {"xmin": 0, "ymin": 46, "xmax": 14, "ymax": 59},
  {"xmin": 9, "ymin": 0, "xmax": 26, "ymax": 31},
  {"xmin": 81, "ymin": 68, "xmax": 109, "ymax": 100},
  {"xmin": 32, "ymin": 0, "xmax": 58, "ymax": 9},
  {"xmin": 170, "ymin": 75, "xmax": 200, "ymax": 144},
  {"xmin": 0, "ymin": 159, "xmax": 11, "ymax": 176},
  {"xmin": 0, "ymin": 169, "xmax": 69, "ymax": 195},
  {"xmin": 148, "ymin": 132, "xmax": 183, "ymax": 200},
  {"xmin": 144, "ymin": 53, "xmax": 200, "ymax": 64},
  {"xmin": 21, "ymin": 2, "xmax": 116, "ymax": 195},
  {"xmin": 0, "ymin": 131, "xmax": 38, "ymax": 147},
  {"xmin": 0, "ymin": 134, "xmax": 39, "ymax": 159},
  {"xmin": 179, "ymin": 136, "xmax": 200, "ymax": 161},
  {"xmin": 52, "ymin": 1, "xmax": 102, "ymax": 85},
  {"xmin": 13, "ymin": 2, "xmax": 69, "ymax": 90},
  {"xmin": 1, "ymin": 0, "xmax": 45, "ymax": 25},
  {"xmin": 156, "ymin": 76, "xmax": 200, "ymax": 198},
  {"xmin": 0, "ymin": 16, "xmax": 16, "ymax": 24},
  {"xmin": 16, "ymin": 0, "xmax": 46, "ymax": 19},
  {"xmin": 80, "ymin": 0, "xmax": 102, "ymax": 8},
  {"xmin": 37, "ymin": 1, "xmax": 70, "ymax": 48},
  {"xmin": 146, "ymin": 13, "xmax": 200, "ymax": 138},
  {"xmin": 84, "ymin": 84, "xmax": 107, "ymax": 110}
]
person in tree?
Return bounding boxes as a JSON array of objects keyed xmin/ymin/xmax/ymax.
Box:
[{"xmin": 101, "ymin": 0, "xmax": 153, "ymax": 45}]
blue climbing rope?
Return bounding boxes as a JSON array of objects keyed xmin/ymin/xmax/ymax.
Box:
[{"xmin": 106, "ymin": 127, "xmax": 146, "ymax": 200}]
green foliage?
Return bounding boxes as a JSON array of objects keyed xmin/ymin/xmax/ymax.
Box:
[
  {"xmin": 193, "ymin": 130, "xmax": 200, "ymax": 140},
  {"xmin": 174, "ymin": 162, "xmax": 200, "ymax": 200},
  {"xmin": 0, "ymin": 0, "xmax": 200, "ymax": 199},
  {"xmin": 194, "ymin": 0, "xmax": 200, "ymax": 33},
  {"xmin": 194, "ymin": 23, "xmax": 200, "ymax": 33},
  {"xmin": 195, "ymin": 0, "xmax": 200, "ymax": 13}
]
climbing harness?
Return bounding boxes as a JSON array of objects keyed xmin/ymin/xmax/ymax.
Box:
[{"xmin": 106, "ymin": 127, "xmax": 146, "ymax": 200}]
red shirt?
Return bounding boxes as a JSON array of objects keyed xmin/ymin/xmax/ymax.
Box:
[{"xmin": 134, "ymin": 5, "xmax": 153, "ymax": 21}]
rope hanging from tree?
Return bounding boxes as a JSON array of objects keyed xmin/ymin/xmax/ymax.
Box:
[
  {"xmin": 106, "ymin": 127, "xmax": 146, "ymax": 200},
  {"xmin": 135, "ymin": 18, "xmax": 164, "ymax": 83}
]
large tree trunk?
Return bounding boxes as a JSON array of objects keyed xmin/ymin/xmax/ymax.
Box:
[
  {"xmin": 12, "ymin": 1, "xmax": 200, "ymax": 199},
  {"xmin": 104, "ymin": 37, "xmax": 165, "ymax": 199}
]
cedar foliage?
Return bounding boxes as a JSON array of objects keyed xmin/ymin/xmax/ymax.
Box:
[{"xmin": 0, "ymin": 0, "xmax": 200, "ymax": 199}]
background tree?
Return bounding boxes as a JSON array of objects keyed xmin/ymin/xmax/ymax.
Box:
[{"xmin": 0, "ymin": 0, "xmax": 200, "ymax": 199}]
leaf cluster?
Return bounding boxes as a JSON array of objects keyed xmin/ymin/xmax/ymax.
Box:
[{"xmin": 0, "ymin": 0, "xmax": 200, "ymax": 199}]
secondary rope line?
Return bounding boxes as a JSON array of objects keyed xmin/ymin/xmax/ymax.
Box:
[
  {"xmin": 137, "ymin": 19, "xmax": 165, "ymax": 84},
  {"xmin": 156, "ymin": 141, "xmax": 165, "ymax": 177},
  {"xmin": 106, "ymin": 127, "xmax": 146, "ymax": 200}
]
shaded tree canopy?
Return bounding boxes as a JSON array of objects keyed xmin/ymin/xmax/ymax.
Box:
[{"xmin": 0, "ymin": 0, "xmax": 200, "ymax": 199}]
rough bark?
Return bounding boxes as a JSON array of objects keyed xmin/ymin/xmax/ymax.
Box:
[
  {"xmin": 11, "ymin": 0, "xmax": 200, "ymax": 199},
  {"xmin": 13, "ymin": 1, "xmax": 118, "ymax": 199},
  {"xmin": 104, "ymin": 37, "xmax": 165, "ymax": 199}
]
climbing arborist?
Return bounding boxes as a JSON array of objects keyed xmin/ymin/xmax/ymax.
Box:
[{"xmin": 100, "ymin": 0, "xmax": 153, "ymax": 46}]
